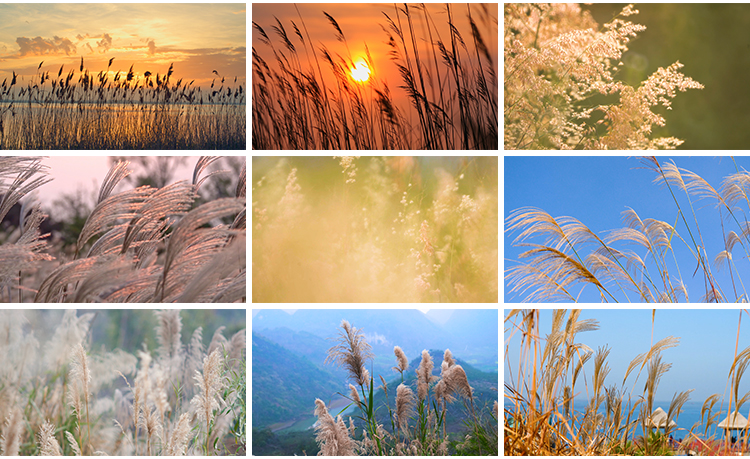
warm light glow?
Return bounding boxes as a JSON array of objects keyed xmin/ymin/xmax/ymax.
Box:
[{"xmin": 350, "ymin": 60, "xmax": 371, "ymax": 83}]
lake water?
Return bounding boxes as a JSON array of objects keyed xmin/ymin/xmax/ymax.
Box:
[{"xmin": 504, "ymin": 400, "xmax": 745, "ymax": 442}]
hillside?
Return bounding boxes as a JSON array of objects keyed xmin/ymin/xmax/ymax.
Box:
[
  {"xmin": 252, "ymin": 332, "xmax": 341, "ymax": 428},
  {"xmin": 369, "ymin": 350, "xmax": 498, "ymax": 436}
]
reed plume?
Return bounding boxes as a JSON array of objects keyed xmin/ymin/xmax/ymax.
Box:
[
  {"xmin": 325, "ymin": 320, "xmax": 374, "ymax": 387},
  {"xmin": 0, "ymin": 405, "xmax": 22, "ymax": 456},
  {"xmin": 395, "ymin": 383, "xmax": 416, "ymax": 433},
  {"xmin": 166, "ymin": 413, "xmax": 192, "ymax": 456},
  {"xmin": 37, "ymin": 420, "xmax": 61, "ymax": 456},
  {"xmin": 191, "ymin": 348, "xmax": 224, "ymax": 454},
  {"xmin": 68, "ymin": 342, "xmax": 91, "ymax": 454},
  {"xmin": 416, "ymin": 349, "xmax": 438, "ymax": 402},
  {"xmin": 393, "ymin": 346, "xmax": 409, "ymax": 378},
  {"xmin": 313, "ymin": 398, "xmax": 357, "ymax": 455}
]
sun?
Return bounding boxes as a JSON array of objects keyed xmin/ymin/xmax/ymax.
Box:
[{"xmin": 350, "ymin": 60, "xmax": 371, "ymax": 83}]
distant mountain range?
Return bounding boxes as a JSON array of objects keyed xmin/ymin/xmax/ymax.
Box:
[
  {"xmin": 253, "ymin": 309, "xmax": 497, "ymax": 371},
  {"xmin": 252, "ymin": 309, "xmax": 498, "ymax": 431}
]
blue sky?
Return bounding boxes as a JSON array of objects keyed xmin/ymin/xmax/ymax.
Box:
[
  {"xmin": 504, "ymin": 309, "xmax": 750, "ymax": 402},
  {"xmin": 505, "ymin": 156, "xmax": 750, "ymax": 303}
]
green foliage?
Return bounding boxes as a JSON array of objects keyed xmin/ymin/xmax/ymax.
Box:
[{"xmin": 251, "ymin": 428, "xmax": 320, "ymax": 456}]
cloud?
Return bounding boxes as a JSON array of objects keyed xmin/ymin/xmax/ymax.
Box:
[
  {"xmin": 97, "ymin": 33, "xmax": 112, "ymax": 52},
  {"xmin": 147, "ymin": 40, "xmax": 156, "ymax": 56},
  {"xmin": 364, "ymin": 332, "xmax": 389, "ymax": 346},
  {"xmin": 16, "ymin": 36, "xmax": 76, "ymax": 56}
]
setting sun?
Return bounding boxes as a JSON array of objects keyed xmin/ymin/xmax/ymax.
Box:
[{"xmin": 350, "ymin": 60, "xmax": 370, "ymax": 83}]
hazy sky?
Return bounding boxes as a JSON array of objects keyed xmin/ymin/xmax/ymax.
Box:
[
  {"xmin": 34, "ymin": 156, "xmax": 198, "ymax": 217},
  {"xmin": 0, "ymin": 3, "xmax": 245, "ymax": 88},
  {"xmin": 504, "ymin": 309, "xmax": 750, "ymax": 402},
  {"xmin": 505, "ymin": 156, "xmax": 750, "ymax": 303}
]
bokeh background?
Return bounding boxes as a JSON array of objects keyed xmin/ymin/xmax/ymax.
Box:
[{"xmin": 583, "ymin": 3, "xmax": 749, "ymax": 149}]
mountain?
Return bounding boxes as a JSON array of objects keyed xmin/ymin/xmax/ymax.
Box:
[
  {"xmin": 369, "ymin": 350, "xmax": 498, "ymax": 435},
  {"xmin": 252, "ymin": 332, "xmax": 341, "ymax": 428}
]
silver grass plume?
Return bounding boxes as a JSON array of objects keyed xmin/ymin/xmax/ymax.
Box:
[
  {"xmin": 65, "ymin": 431, "xmax": 82, "ymax": 456},
  {"xmin": 156, "ymin": 197, "xmax": 245, "ymax": 301},
  {"xmin": 207, "ymin": 326, "xmax": 228, "ymax": 357},
  {"xmin": 183, "ymin": 326, "xmax": 204, "ymax": 399},
  {"xmin": 325, "ymin": 320, "xmax": 374, "ymax": 387},
  {"xmin": 175, "ymin": 233, "xmax": 245, "ymax": 302},
  {"xmin": 120, "ymin": 181, "xmax": 195, "ymax": 255},
  {"xmin": 0, "ymin": 404, "xmax": 22, "ymax": 456},
  {"xmin": 0, "ymin": 157, "xmax": 51, "ymax": 224},
  {"xmin": 192, "ymin": 156, "xmax": 225, "ymax": 192},
  {"xmin": 395, "ymin": 383, "xmax": 416, "ymax": 432},
  {"xmin": 190, "ymin": 348, "xmax": 225, "ymax": 452},
  {"xmin": 313, "ymin": 398, "xmax": 357, "ymax": 455},
  {"xmin": 37, "ymin": 420, "xmax": 61, "ymax": 456},
  {"xmin": 155, "ymin": 310, "xmax": 182, "ymax": 365},
  {"xmin": 44, "ymin": 310, "xmax": 94, "ymax": 370},
  {"xmin": 416, "ymin": 350, "xmax": 438, "ymax": 401},
  {"xmin": 77, "ymin": 185, "xmax": 153, "ymax": 253},
  {"xmin": 349, "ymin": 384, "xmax": 361, "ymax": 405},
  {"xmin": 393, "ymin": 346, "xmax": 409, "ymax": 376},
  {"xmin": 68, "ymin": 342, "xmax": 91, "ymax": 454},
  {"xmin": 166, "ymin": 413, "xmax": 191, "ymax": 456}
]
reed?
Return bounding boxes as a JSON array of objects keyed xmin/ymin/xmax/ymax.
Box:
[
  {"xmin": 314, "ymin": 319, "xmax": 497, "ymax": 456},
  {"xmin": 506, "ymin": 157, "xmax": 750, "ymax": 303},
  {"xmin": 0, "ymin": 309, "xmax": 245, "ymax": 455},
  {"xmin": 0, "ymin": 156, "xmax": 245, "ymax": 303},
  {"xmin": 252, "ymin": 3, "xmax": 497, "ymax": 150},
  {"xmin": 0, "ymin": 60, "xmax": 245, "ymax": 149},
  {"xmin": 504, "ymin": 309, "xmax": 750, "ymax": 456}
]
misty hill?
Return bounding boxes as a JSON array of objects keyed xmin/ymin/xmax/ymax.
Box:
[
  {"xmin": 371, "ymin": 350, "xmax": 498, "ymax": 435},
  {"xmin": 253, "ymin": 309, "xmax": 498, "ymax": 372},
  {"xmin": 252, "ymin": 332, "xmax": 341, "ymax": 428}
]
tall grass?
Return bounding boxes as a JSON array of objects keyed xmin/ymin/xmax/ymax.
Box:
[
  {"xmin": 0, "ymin": 60, "xmax": 245, "ymax": 149},
  {"xmin": 0, "ymin": 156, "xmax": 245, "ymax": 303},
  {"xmin": 314, "ymin": 320, "xmax": 498, "ymax": 456},
  {"xmin": 252, "ymin": 3, "xmax": 498, "ymax": 150},
  {"xmin": 505, "ymin": 156, "xmax": 750, "ymax": 303},
  {"xmin": 504, "ymin": 309, "xmax": 750, "ymax": 456},
  {"xmin": 0, "ymin": 309, "xmax": 246, "ymax": 455}
]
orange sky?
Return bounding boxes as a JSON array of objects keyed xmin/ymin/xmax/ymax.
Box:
[
  {"xmin": 0, "ymin": 3, "xmax": 245, "ymax": 90},
  {"xmin": 252, "ymin": 2, "xmax": 498, "ymax": 118}
]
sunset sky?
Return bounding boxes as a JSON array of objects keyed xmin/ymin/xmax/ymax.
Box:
[
  {"xmin": 0, "ymin": 3, "xmax": 245, "ymax": 89},
  {"xmin": 252, "ymin": 2, "xmax": 497, "ymax": 116}
]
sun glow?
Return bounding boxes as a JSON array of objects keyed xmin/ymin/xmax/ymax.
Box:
[{"xmin": 350, "ymin": 60, "xmax": 371, "ymax": 83}]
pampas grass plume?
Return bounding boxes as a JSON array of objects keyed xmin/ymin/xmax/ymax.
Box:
[{"xmin": 37, "ymin": 420, "xmax": 61, "ymax": 456}]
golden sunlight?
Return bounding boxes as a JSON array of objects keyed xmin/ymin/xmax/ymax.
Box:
[{"xmin": 350, "ymin": 60, "xmax": 370, "ymax": 83}]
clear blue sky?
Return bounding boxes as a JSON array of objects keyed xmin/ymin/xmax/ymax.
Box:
[
  {"xmin": 505, "ymin": 156, "xmax": 750, "ymax": 302},
  {"xmin": 504, "ymin": 309, "xmax": 750, "ymax": 402}
]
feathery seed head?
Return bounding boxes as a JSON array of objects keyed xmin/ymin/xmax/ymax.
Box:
[
  {"xmin": 325, "ymin": 320, "xmax": 374, "ymax": 387},
  {"xmin": 393, "ymin": 346, "xmax": 409, "ymax": 374}
]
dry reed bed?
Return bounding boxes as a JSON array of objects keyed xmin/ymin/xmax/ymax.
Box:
[
  {"xmin": 0, "ymin": 309, "xmax": 245, "ymax": 455},
  {"xmin": 505, "ymin": 309, "xmax": 750, "ymax": 456},
  {"xmin": 0, "ymin": 60, "xmax": 245, "ymax": 149},
  {"xmin": 252, "ymin": 3, "xmax": 497, "ymax": 150},
  {"xmin": 0, "ymin": 156, "xmax": 246, "ymax": 303}
]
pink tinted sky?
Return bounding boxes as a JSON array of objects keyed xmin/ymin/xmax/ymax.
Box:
[
  {"xmin": 36, "ymin": 156, "xmax": 198, "ymax": 217},
  {"xmin": 252, "ymin": 2, "xmax": 498, "ymax": 115},
  {"xmin": 0, "ymin": 3, "xmax": 245, "ymax": 89}
]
